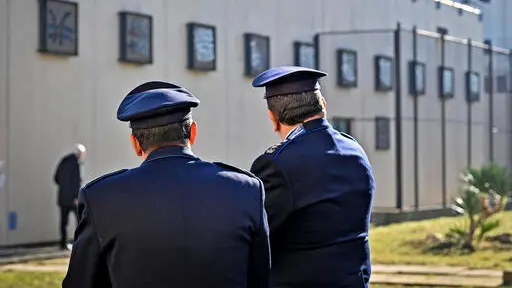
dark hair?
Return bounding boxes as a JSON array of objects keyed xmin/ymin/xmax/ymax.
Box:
[
  {"xmin": 131, "ymin": 119, "xmax": 192, "ymax": 151},
  {"xmin": 266, "ymin": 90, "xmax": 324, "ymax": 126}
]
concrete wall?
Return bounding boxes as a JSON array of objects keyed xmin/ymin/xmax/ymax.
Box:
[
  {"xmin": 482, "ymin": 0, "xmax": 512, "ymax": 48},
  {"xmin": 481, "ymin": 0, "xmax": 512, "ymax": 182},
  {"xmin": 0, "ymin": 0, "xmax": 9, "ymax": 245},
  {"xmin": 480, "ymin": 0, "xmax": 512, "ymax": 172},
  {"xmin": 0, "ymin": 0, "xmax": 486, "ymax": 245},
  {"xmin": 491, "ymin": 51, "xmax": 512, "ymax": 172}
]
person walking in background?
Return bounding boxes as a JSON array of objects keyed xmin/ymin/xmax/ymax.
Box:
[
  {"xmin": 63, "ymin": 81, "xmax": 270, "ymax": 288},
  {"xmin": 54, "ymin": 143, "xmax": 86, "ymax": 251},
  {"xmin": 250, "ymin": 66, "xmax": 375, "ymax": 288}
]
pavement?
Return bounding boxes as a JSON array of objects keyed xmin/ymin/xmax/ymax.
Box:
[
  {"xmin": 0, "ymin": 246, "xmax": 70, "ymax": 266},
  {"xmin": 371, "ymin": 264, "xmax": 505, "ymax": 287},
  {"xmin": 0, "ymin": 249, "xmax": 509, "ymax": 287}
]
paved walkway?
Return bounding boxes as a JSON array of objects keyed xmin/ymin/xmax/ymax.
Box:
[
  {"xmin": 0, "ymin": 246, "xmax": 70, "ymax": 266},
  {"xmin": 0, "ymin": 258, "xmax": 507, "ymax": 287},
  {"xmin": 372, "ymin": 264, "xmax": 504, "ymax": 287}
]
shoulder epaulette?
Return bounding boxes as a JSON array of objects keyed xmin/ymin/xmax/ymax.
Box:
[
  {"xmin": 82, "ymin": 169, "xmax": 128, "ymax": 190},
  {"xmin": 265, "ymin": 141, "xmax": 285, "ymax": 155},
  {"xmin": 340, "ymin": 132, "xmax": 357, "ymax": 142},
  {"xmin": 213, "ymin": 162, "xmax": 257, "ymax": 178}
]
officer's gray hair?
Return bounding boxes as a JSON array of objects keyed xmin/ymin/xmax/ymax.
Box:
[
  {"xmin": 266, "ymin": 90, "xmax": 324, "ymax": 126},
  {"xmin": 131, "ymin": 119, "xmax": 192, "ymax": 151}
]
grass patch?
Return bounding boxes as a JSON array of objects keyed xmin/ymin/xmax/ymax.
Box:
[
  {"xmin": 0, "ymin": 271, "xmax": 65, "ymax": 288},
  {"xmin": 1, "ymin": 213, "xmax": 511, "ymax": 287},
  {"xmin": 370, "ymin": 211, "xmax": 512, "ymax": 269},
  {"xmin": 0, "ymin": 272, "xmax": 456, "ymax": 288},
  {"xmin": 2, "ymin": 271, "xmax": 504, "ymax": 288}
]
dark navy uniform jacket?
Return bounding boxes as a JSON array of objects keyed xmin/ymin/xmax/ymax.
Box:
[
  {"xmin": 251, "ymin": 118, "xmax": 374, "ymax": 288},
  {"xmin": 63, "ymin": 146, "xmax": 270, "ymax": 288}
]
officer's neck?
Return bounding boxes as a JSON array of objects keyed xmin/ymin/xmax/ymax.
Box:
[
  {"xmin": 279, "ymin": 125, "xmax": 301, "ymax": 140},
  {"xmin": 142, "ymin": 143, "xmax": 191, "ymax": 160},
  {"xmin": 278, "ymin": 114, "xmax": 324, "ymax": 140}
]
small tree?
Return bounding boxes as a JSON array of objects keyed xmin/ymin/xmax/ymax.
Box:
[{"xmin": 451, "ymin": 163, "xmax": 511, "ymax": 250}]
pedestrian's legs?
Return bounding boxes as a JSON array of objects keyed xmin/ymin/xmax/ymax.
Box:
[{"xmin": 60, "ymin": 206, "xmax": 70, "ymax": 249}]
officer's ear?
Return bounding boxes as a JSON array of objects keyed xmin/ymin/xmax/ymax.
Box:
[
  {"xmin": 268, "ymin": 110, "xmax": 280, "ymax": 132},
  {"xmin": 189, "ymin": 121, "xmax": 197, "ymax": 146},
  {"xmin": 130, "ymin": 134, "xmax": 143, "ymax": 157}
]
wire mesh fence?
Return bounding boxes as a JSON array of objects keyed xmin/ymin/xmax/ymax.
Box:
[{"xmin": 315, "ymin": 25, "xmax": 512, "ymax": 211}]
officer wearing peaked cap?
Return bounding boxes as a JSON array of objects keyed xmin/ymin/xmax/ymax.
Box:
[
  {"xmin": 63, "ymin": 81, "xmax": 270, "ymax": 288},
  {"xmin": 250, "ymin": 67, "xmax": 375, "ymax": 288}
]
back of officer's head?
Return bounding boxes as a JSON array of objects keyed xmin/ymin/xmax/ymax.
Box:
[
  {"xmin": 117, "ymin": 81, "xmax": 200, "ymax": 158},
  {"xmin": 131, "ymin": 118, "xmax": 194, "ymax": 151},
  {"xmin": 266, "ymin": 90, "xmax": 325, "ymax": 126},
  {"xmin": 252, "ymin": 66, "xmax": 328, "ymax": 127}
]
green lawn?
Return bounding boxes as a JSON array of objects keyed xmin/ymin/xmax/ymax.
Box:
[
  {"xmin": 370, "ymin": 210, "xmax": 512, "ymax": 270},
  {"xmin": 0, "ymin": 271, "xmax": 64, "ymax": 288},
  {"xmin": 0, "ymin": 272, "xmax": 461, "ymax": 288},
  {"xmin": 1, "ymin": 211, "xmax": 511, "ymax": 287}
]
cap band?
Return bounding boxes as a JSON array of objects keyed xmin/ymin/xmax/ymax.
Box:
[
  {"xmin": 129, "ymin": 110, "xmax": 192, "ymax": 129},
  {"xmin": 264, "ymin": 79, "xmax": 321, "ymax": 98}
]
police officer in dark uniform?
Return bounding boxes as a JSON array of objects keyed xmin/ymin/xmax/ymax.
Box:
[
  {"xmin": 250, "ymin": 67, "xmax": 375, "ymax": 288},
  {"xmin": 63, "ymin": 81, "xmax": 270, "ymax": 288}
]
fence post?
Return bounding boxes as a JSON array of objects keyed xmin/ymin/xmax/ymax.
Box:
[
  {"xmin": 437, "ymin": 27, "xmax": 448, "ymax": 208},
  {"xmin": 394, "ymin": 22, "xmax": 403, "ymax": 211},
  {"xmin": 412, "ymin": 26, "xmax": 419, "ymax": 210},
  {"xmin": 313, "ymin": 33, "xmax": 320, "ymax": 70},
  {"xmin": 509, "ymin": 50, "xmax": 512, "ymax": 170},
  {"xmin": 467, "ymin": 39, "xmax": 472, "ymax": 168},
  {"xmin": 485, "ymin": 39, "xmax": 494, "ymax": 163}
]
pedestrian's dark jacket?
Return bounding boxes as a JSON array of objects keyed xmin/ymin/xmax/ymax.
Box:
[
  {"xmin": 62, "ymin": 146, "xmax": 270, "ymax": 288},
  {"xmin": 54, "ymin": 153, "xmax": 81, "ymax": 207},
  {"xmin": 251, "ymin": 118, "xmax": 375, "ymax": 288}
]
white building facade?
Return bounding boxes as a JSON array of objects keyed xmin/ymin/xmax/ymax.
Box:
[{"xmin": 0, "ymin": 0, "xmax": 496, "ymax": 245}]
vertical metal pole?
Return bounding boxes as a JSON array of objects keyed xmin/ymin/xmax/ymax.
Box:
[
  {"xmin": 467, "ymin": 39, "xmax": 472, "ymax": 168},
  {"xmin": 394, "ymin": 23, "xmax": 403, "ymax": 211},
  {"xmin": 488, "ymin": 42, "xmax": 495, "ymax": 163},
  {"xmin": 412, "ymin": 27, "xmax": 419, "ymax": 210},
  {"xmin": 314, "ymin": 33, "xmax": 320, "ymax": 70},
  {"xmin": 439, "ymin": 31, "xmax": 447, "ymax": 208},
  {"xmin": 509, "ymin": 51, "xmax": 512, "ymax": 170}
]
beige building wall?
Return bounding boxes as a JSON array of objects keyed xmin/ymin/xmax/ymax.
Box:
[
  {"xmin": 0, "ymin": 0, "xmax": 487, "ymax": 245},
  {"xmin": 491, "ymin": 51, "xmax": 512, "ymax": 171},
  {"xmin": 0, "ymin": 0, "xmax": 8, "ymax": 245}
]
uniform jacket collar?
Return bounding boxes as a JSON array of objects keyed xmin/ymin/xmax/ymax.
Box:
[
  {"xmin": 302, "ymin": 117, "xmax": 330, "ymax": 132},
  {"xmin": 284, "ymin": 118, "xmax": 330, "ymax": 141},
  {"xmin": 142, "ymin": 145, "xmax": 198, "ymax": 165}
]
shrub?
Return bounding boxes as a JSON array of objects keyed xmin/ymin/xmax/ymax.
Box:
[{"xmin": 451, "ymin": 163, "xmax": 511, "ymax": 250}]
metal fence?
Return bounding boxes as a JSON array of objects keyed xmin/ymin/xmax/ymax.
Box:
[{"xmin": 314, "ymin": 24, "xmax": 512, "ymax": 211}]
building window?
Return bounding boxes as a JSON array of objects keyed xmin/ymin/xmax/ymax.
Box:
[
  {"xmin": 465, "ymin": 71, "xmax": 480, "ymax": 102},
  {"xmin": 375, "ymin": 117, "xmax": 391, "ymax": 150},
  {"xmin": 484, "ymin": 75, "xmax": 490, "ymax": 93},
  {"xmin": 331, "ymin": 117, "xmax": 352, "ymax": 135},
  {"xmin": 375, "ymin": 55, "xmax": 394, "ymax": 92},
  {"xmin": 187, "ymin": 22, "xmax": 216, "ymax": 71},
  {"xmin": 39, "ymin": 0, "xmax": 79, "ymax": 56},
  {"xmin": 438, "ymin": 66, "xmax": 454, "ymax": 99},
  {"xmin": 337, "ymin": 49, "xmax": 358, "ymax": 88},
  {"xmin": 119, "ymin": 12, "xmax": 153, "ymax": 64},
  {"xmin": 408, "ymin": 61, "xmax": 426, "ymax": 96},
  {"xmin": 244, "ymin": 33, "xmax": 270, "ymax": 77},
  {"xmin": 294, "ymin": 42, "xmax": 316, "ymax": 69},
  {"xmin": 497, "ymin": 75, "xmax": 508, "ymax": 93}
]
